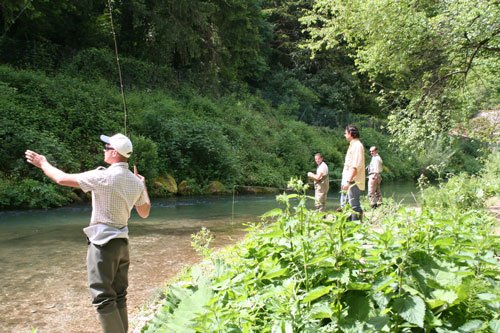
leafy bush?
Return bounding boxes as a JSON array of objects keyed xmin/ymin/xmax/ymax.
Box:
[
  {"xmin": 128, "ymin": 135, "xmax": 160, "ymax": 183},
  {"xmin": 420, "ymin": 152, "xmax": 500, "ymax": 212},
  {"xmin": 447, "ymin": 137, "xmax": 489, "ymax": 176},
  {"xmin": 0, "ymin": 178, "xmax": 71, "ymax": 209},
  {"xmin": 61, "ymin": 48, "xmax": 177, "ymax": 90},
  {"xmin": 421, "ymin": 174, "xmax": 493, "ymax": 212},
  {"xmin": 0, "ymin": 65, "xmax": 121, "ymax": 207},
  {"xmin": 142, "ymin": 174, "xmax": 499, "ymax": 332}
]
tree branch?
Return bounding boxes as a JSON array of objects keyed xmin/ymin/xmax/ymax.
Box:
[{"xmin": 416, "ymin": 30, "xmax": 499, "ymax": 113}]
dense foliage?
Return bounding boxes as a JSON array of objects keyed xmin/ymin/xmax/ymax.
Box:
[
  {"xmin": 1, "ymin": 58, "xmax": 429, "ymax": 209},
  {"xmin": 141, "ymin": 153, "xmax": 500, "ymax": 332},
  {"xmin": 0, "ymin": 1, "xmax": 495, "ymax": 209},
  {"xmin": 302, "ymin": 0, "xmax": 499, "ymax": 149}
]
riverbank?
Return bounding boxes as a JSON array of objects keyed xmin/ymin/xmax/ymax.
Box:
[{"xmin": 136, "ymin": 175, "xmax": 498, "ymax": 332}]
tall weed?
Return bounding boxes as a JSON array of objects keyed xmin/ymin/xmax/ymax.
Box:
[{"xmin": 142, "ymin": 173, "xmax": 499, "ymax": 332}]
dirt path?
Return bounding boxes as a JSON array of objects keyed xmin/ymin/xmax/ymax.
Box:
[{"xmin": 487, "ymin": 196, "xmax": 500, "ymax": 235}]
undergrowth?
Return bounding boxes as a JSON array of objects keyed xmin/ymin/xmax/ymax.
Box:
[{"xmin": 141, "ymin": 154, "xmax": 500, "ymax": 332}]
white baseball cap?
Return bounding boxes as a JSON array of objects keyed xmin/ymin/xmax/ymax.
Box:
[{"xmin": 100, "ymin": 133, "xmax": 133, "ymax": 158}]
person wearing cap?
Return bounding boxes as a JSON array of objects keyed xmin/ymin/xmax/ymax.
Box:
[
  {"xmin": 307, "ymin": 152, "xmax": 329, "ymax": 212},
  {"xmin": 368, "ymin": 146, "xmax": 383, "ymax": 208},
  {"xmin": 340, "ymin": 125, "xmax": 365, "ymax": 221},
  {"xmin": 25, "ymin": 133, "xmax": 150, "ymax": 333}
]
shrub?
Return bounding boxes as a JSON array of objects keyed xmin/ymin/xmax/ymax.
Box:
[
  {"xmin": 420, "ymin": 152, "xmax": 500, "ymax": 212},
  {"xmin": 0, "ymin": 178, "xmax": 71, "ymax": 209},
  {"xmin": 61, "ymin": 48, "xmax": 176, "ymax": 90},
  {"xmin": 142, "ymin": 176, "xmax": 499, "ymax": 332}
]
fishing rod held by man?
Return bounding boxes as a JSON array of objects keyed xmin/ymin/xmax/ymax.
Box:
[{"xmin": 25, "ymin": 133, "xmax": 151, "ymax": 333}]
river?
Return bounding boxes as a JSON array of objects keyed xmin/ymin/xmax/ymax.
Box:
[{"xmin": 0, "ymin": 182, "xmax": 417, "ymax": 333}]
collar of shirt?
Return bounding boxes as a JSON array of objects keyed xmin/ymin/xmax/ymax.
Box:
[
  {"xmin": 107, "ymin": 162, "xmax": 129, "ymax": 169},
  {"xmin": 349, "ymin": 138, "xmax": 360, "ymax": 146}
]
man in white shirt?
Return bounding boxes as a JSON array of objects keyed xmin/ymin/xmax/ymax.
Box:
[
  {"xmin": 368, "ymin": 146, "xmax": 383, "ymax": 208},
  {"xmin": 307, "ymin": 153, "xmax": 329, "ymax": 212},
  {"xmin": 341, "ymin": 125, "xmax": 365, "ymax": 221},
  {"xmin": 25, "ymin": 133, "xmax": 150, "ymax": 333}
]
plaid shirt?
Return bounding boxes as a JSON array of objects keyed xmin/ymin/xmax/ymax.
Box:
[{"xmin": 77, "ymin": 163, "xmax": 148, "ymax": 228}]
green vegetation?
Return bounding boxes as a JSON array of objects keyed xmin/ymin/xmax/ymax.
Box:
[
  {"xmin": 141, "ymin": 153, "xmax": 500, "ymax": 332},
  {"xmin": 0, "ymin": 60, "xmax": 488, "ymax": 209},
  {"xmin": 1, "ymin": 1, "xmax": 496, "ymax": 209},
  {"xmin": 1, "ymin": 62, "xmax": 421, "ymax": 209},
  {"xmin": 1, "ymin": 2, "xmax": 498, "ymax": 330},
  {"xmin": 303, "ymin": 0, "xmax": 499, "ymax": 149}
]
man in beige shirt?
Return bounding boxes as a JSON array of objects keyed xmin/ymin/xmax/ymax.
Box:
[
  {"xmin": 307, "ymin": 152, "xmax": 329, "ymax": 212},
  {"xmin": 368, "ymin": 146, "xmax": 383, "ymax": 208},
  {"xmin": 341, "ymin": 125, "xmax": 365, "ymax": 221}
]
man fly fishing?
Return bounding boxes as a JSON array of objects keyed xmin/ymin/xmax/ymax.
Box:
[{"xmin": 25, "ymin": 133, "xmax": 151, "ymax": 333}]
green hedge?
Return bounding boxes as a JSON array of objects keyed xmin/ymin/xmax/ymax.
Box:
[{"xmin": 1, "ymin": 63, "xmax": 483, "ymax": 209}]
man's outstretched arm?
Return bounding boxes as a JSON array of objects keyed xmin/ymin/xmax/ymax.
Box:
[{"xmin": 25, "ymin": 150, "xmax": 80, "ymax": 188}]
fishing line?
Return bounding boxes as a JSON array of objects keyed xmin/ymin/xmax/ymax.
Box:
[
  {"xmin": 231, "ymin": 186, "xmax": 235, "ymax": 226},
  {"xmin": 1, "ymin": 0, "xmax": 33, "ymax": 39},
  {"xmin": 106, "ymin": 0, "xmax": 128, "ymax": 135},
  {"xmin": 2, "ymin": 0, "xmax": 129, "ymax": 137}
]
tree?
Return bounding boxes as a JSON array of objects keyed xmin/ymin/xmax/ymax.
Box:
[
  {"xmin": 260, "ymin": 0, "xmax": 379, "ymax": 125},
  {"xmin": 301, "ymin": 0, "xmax": 499, "ymax": 149}
]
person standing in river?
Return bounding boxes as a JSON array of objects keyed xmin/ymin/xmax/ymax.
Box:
[
  {"xmin": 368, "ymin": 146, "xmax": 383, "ymax": 208},
  {"xmin": 340, "ymin": 125, "xmax": 365, "ymax": 221},
  {"xmin": 25, "ymin": 133, "xmax": 151, "ymax": 333},
  {"xmin": 307, "ymin": 152, "xmax": 329, "ymax": 212}
]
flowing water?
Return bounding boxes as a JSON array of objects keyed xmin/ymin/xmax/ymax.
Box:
[{"xmin": 0, "ymin": 182, "xmax": 417, "ymax": 333}]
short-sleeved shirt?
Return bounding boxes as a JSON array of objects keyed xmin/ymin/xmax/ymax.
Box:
[
  {"xmin": 77, "ymin": 162, "xmax": 148, "ymax": 229},
  {"xmin": 342, "ymin": 138, "xmax": 365, "ymax": 191},
  {"xmin": 315, "ymin": 161, "xmax": 329, "ymax": 192},
  {"xmin": 369, "ymin": 155, "xmax": 383, "ymax": 174}
]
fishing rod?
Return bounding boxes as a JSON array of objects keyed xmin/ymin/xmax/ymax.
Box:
[
  {"xmin": 105, "ymin": 0, "xmax": 144, "ymax": 175},
  {"xmin": 106, "ymin": 0, "xmax": 128, "ymax": 136},
  {"xmin": 1, "ymin": 0, "xmax": 33, "ymax": 39}
]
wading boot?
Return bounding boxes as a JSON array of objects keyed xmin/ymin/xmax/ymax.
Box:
[
  {"xmin": 98, "ymin": 309, "xmax": 125, "ymax": 333},
  {"xmin": 118, "ymin": 306, "xmax": 128, "ymax": 332}
]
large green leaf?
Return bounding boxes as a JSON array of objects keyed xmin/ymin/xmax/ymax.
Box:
[
  {"xmin": 393, "ymin": 294, "xmax": 425, "ymax": 328},
  {"xmin": 302, "ymin": 285, "xmax": 333, "ymax": 303},
  {"xmin": 345, "ymin": 291, "xmax": 371, "ymax": 321},
  {"xmin": 372, "ymin": 276, "xmax": 396, "ymax": 293},
  {"xmin": 477, "ymin": 293, "xmax": 500, "ymax": 311},
  {"xmin": 489, "ymin": 320, "xmax": 500, "ymax": 333},
  {"xmin": 166, "ymin": 283, "xmax": 214, "ymax": 331},
  {"xmin": 348, "ymin": 282, "xmax": 372, "ymax": 291},
  {"xmin": 310, "ymin": 301, "xmax": 333, "ymax": 319},
  {"xmin": 458, "ymin": 320, "xmax": 484, "ymax": 332},
  {"xmin": 262, "ymin": 267, "xmax": 288, "ymax": 281},
  {"xmin": 427, "ymin": 289, "xmax": 458, "ymax": 309}
]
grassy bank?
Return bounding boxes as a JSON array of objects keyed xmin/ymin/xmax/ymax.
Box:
[
  {"xmin": 0, "ymin": 64, "xmax": 425, "ymax": 210},
  {"xmin": 138, "ymin": 153, "xmax": 500, "ymax": 332}
]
